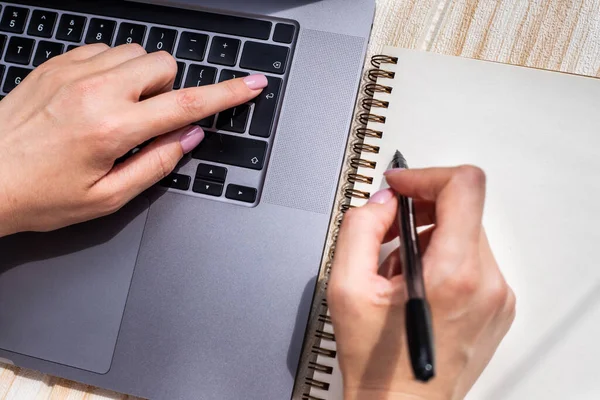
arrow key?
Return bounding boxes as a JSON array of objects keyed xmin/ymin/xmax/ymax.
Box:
[
  {"xmin": 160, "ymin": 173, "xmax": 191, "ymax": 191},
  {"xmin": 196, "ymin": 164, "xmax": 227, "ymax": 183},
  {"xmin": 226, "ymin": 184, "xmax": 257, "ymax": 204},
  {"xmin": 193, "ymin": 179, "xmax": 224, "ymax": 197}
]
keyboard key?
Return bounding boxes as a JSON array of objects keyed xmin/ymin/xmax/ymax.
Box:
[
  {"xmin": 195, "ymin": 116, "xmax": 214, "ymax": 128},
  {"xmin": 0, "ymin": 34, "xmax": 6, "ymax": 55},
  {"xmin": 160, "ymin": 173, "xmax": 191, "ymax": 191},
  {"xmin": 208, "ymin": 36, "xmax": 240, "ymax": 67},
  {"xmin": 3, "ymin": 66, "xmax": 32, "ymax": 93},
  {"xmin": 273, "ymin": 23, "xmax": 295, "ymax": 44},
  {"xmin": 174, "ymin": 62, "xmax": 185, "ymax": 90},
  {"xmin": 0, "ymin": 6, "xmax": 29, "ymax": 34},
  {"xmin": 250, "ymin": 76, "xmax": 282, "ymax": 138},
  {"xmin": 240, "ymin": 42, "xmax": 289, "ymax": 74},
  {"xmin": 27, "ymin": 10, "xmax": 58, "ymax": 38},
  {"xmin": 146, "ymin": 27, "xmax": 177, "ymax": 54},
  {"xmin": 85, "ymin": 18, "xmax": 116, "ymax": 45},
  {"xmin": 226, "ymin": 184, "xmax": 257, "ymax": 203},
  {"xmin": 5, "ymin": 37, "xmax": 35, "ymax": 65},
  {"xmin": 114, "ymin": 8, "xmax": 271, "ymax": 40},
  {"xmin": 184, "ymin": 64, "xmax": 217, "ymax": 88},
  {"xmin": 184, "ymin": 13, "xmax": 271, "ymax": 40},
  {"xmin": 33, "ymin": 41, "xmax": 64, "ymax": 67},
  {"xmin": 67, "ymin": 45, "xmax": 79, "ymax": 52},
  {"xmin": 115, "ymin": 22, "xmax": 146, "ymax": 46},
  {"xmin": 176, "ymin": 32, "xmax": 208, "ymax": 62},
  {"xmin": 216, "ymin": 104, "xmax": 251, "ymax": 133},
  {"xmin": 196, "ymin": 164, "xmax": 227, "ymax": 182},
  {"xmin": 218, "ymin": 69, "xmax": 249, "ymax": 83},
  {"xmin": 0, "ymin": 65, "xmax": 4, "ymax": 83},
  {"xmin": 192, "ymin": 133, "xmax": 267, "ymax": 171},
  {"xmin": 56, "ymin": 14, "xmax": 86, "ymax": 42},
  {"xmin": 193, "ymin": 180, "xmax": 223, "ymax": 197}
]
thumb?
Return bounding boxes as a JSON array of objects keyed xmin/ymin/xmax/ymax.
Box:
[
  {"xmin": 329, "ymin": 189, "xmax": 398, "ymax": 296},
  {"xmin": 99, "ymin": 125, "xmax": 203, "ymax": 203}
]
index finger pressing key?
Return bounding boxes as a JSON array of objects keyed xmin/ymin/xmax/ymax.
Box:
[{"xmin": 126, "ymin": 74, "xmax": 268, "ymax": 141}]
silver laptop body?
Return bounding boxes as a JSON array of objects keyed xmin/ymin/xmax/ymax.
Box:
[{"xmin": 0, "ymin": 0, "xmax": 375, "ymax": 398}]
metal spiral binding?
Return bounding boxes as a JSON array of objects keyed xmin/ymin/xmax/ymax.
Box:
[
  {"xmin": 365, "ymin": 83, "xmax": 393, "ymax": 96},
  {"xmin": 348, "ymin": 173, "xmax": 374, "ymax": 185},
  {"xmin": 301, "ymin": 54, "xmax": 397, "ymax": 400},
  {"xmin": 356, "ymin": 127, "xmax": 384, "ymax": 139},
  {"xmin": 309, "ymin": 361, "xmax": 334, "ymax": 374},
  {"xmin": 353, "ymin": 142, "xmax": 381, "ymax": 154}
]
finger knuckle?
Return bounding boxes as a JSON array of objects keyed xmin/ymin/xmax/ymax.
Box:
[
  {"xmin": 96, "ymin": 190, "xmax": 125, "ymax": 215},
  {"xmin": 455, "ymin": 165, "xmax": 486, "ymax": 189},
  {"xmin": 223, "ymin": 79, "xmax": 245, "ymax": 99},
  {"xmin": 74, "ymin": 43, "xmax": 109, "ymax": 58},
  {"xmin": 152, "ymin": 149, "xmax": 178, "ymax": 181},
  {"xmin": 486, "ymin": 279, "xmax": 510, "ymax": 311},
  {"xmin": 447, "ymin": 268, "xmax": 479, "ymax": 297},
  {"xmin": 123, "ymin": 42, "xmax": 146, "ymax": 57},
  {"xmin": 73, "ymin": 43, "xmax": 109, "ymax": 58},
  {"xmin": 72, "ymin": 73, "xmax": 111, "ymax": 97},
  {"xmin": 91, "ymin": 42, "xmax": 111, "ymax": 52},
  {"xmin": 176, "ymin": 89, "xmax": 207, "ymax": 117},
  {"xmin": 36, "ymin": 65, "xmax": 70, "ymax": 86},
  {"xmin": 153, "ymin": 50, "xmax": 177, "ymax": 72},
  {"xmin": 68, "ymin": 74, "xmax": 112, "ymax": 113},
  {"xmin": 95, "ymin": 115, "xmax": 124, "ymax": 137},
  {"xmin": 30, "ymin": 60, "xmax": 53, "ymax": 77},
  {"xmin": 505, "ymin": 287, "xmax": 517, "ymax": 314},
  {"xmin": 327, "ymin": 279, "xmax": 355, "ymax": 308},
  {"xmin": 85, "ymin": 117, "xmax": 123, "ymax": 154}
]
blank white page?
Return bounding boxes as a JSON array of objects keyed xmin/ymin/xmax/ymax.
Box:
[{"xmin": 351, "ymin": 47, "xmax": 600, "ymax": 399}]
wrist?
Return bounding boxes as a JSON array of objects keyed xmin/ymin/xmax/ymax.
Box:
[
  {"xmin": 344, "ymin": 388, "xmax": 428, "ymax": 400},
  {"xmin": 0, "ymin": 178, "xmax": 19, "ymax": 237},
  {"xmin": 344, "ymin": 386, "xmax": 449, "ymax": 400}
]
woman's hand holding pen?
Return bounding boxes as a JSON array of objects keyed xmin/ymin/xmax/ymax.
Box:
[{"xmin": 328, "ymin": 166, "xmax": 516, "ymax": 400}]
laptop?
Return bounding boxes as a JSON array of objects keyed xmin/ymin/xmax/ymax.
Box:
[{"xmin": 0, "ymin": 0, "xmax": 374, "ymax": 398}]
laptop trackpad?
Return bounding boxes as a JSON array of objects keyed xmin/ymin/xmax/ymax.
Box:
[{"xmin": 0, "ymin": 196, "xmax": 149, "ymax": 374}]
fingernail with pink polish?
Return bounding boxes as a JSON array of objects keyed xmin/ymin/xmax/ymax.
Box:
[
  {"xmin": 243, "ymin": 74, "xmax": 268, "ymax": 90},
  {"xmin": 179, "ymin": 126, "xmax": 205, "ymax": 154},
  {"xmin": 368, "ymin": 188, "xmax": 394, "ymax": 204}
]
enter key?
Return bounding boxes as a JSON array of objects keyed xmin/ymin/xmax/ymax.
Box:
[{"xmin": 250, "ymin": 76, "xmax": 282, "ymax": 138}]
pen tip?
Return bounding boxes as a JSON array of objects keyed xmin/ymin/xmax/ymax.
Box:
[{"xmin": 392, "ymin": 150, "xmax": 409, "ymax": 169}]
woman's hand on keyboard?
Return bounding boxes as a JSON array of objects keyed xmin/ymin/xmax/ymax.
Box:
[
  {"xmin": 0, "ymin": 43, "xmax": 267, "ymax": 237},
  {"xmin": 328, "ymin": 166, "xmax": 516, "ymax": 400}
]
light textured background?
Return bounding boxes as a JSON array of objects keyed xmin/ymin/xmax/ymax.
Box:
[{"xmin": 2, "ymin": 0, "xmax": 600, "ymax": 398}]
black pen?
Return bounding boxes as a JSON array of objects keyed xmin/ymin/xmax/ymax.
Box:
[{"xmin": 392, "ymin": 150, "xmax": 435, "ymax": 382}]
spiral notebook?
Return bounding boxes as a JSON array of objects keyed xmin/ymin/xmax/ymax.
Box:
[{"xmin": 296, "ymin": 47, "xmax": 600, "ymax": 400}]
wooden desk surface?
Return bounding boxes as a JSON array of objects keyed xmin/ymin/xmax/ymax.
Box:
[{"xmin": 2, "ymin": 0, "xmax": 599, "ymax": 399}]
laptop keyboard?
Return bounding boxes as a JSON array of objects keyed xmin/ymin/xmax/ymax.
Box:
[{"xmin": 0, "ymin": 0, "xmax": 298, "ymax": 206}]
